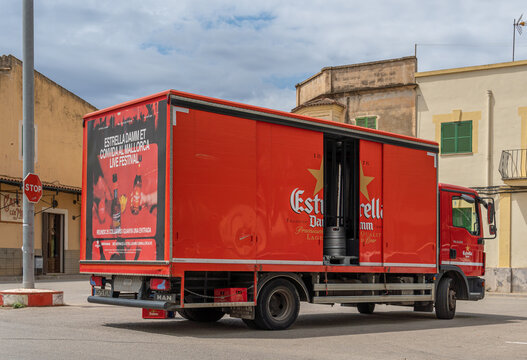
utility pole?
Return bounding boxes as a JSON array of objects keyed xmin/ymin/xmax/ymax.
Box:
[{"xmin": 22, "ymin": 0, "xmax": 35, "ymax": 289}]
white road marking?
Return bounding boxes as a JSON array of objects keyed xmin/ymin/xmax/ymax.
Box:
[{"xmin": 506, "ymin": 341, "xmax": 527, "ymax": 345}]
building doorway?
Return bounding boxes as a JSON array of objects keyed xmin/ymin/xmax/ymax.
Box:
[{"xmin": 42, "ymin": 212, "xmax": 64, "ymax": 274}]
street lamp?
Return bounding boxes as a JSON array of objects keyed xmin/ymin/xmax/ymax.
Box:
[{"xmin": 513, "ymin": 14, "xmax": 526, "ymax": 61}]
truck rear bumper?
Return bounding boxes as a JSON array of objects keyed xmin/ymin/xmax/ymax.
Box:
[
  {"xmin": 87, "ymin": 296, "xmax": 254, "ymax": 309},
  {"xmin": 87, "ymin": 296, "xmax": 176, "ymax": 310}
]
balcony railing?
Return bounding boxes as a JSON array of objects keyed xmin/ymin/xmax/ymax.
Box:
[{"xmin": 499, "ymin": 149, "xmax": 527, "ymax": 180}]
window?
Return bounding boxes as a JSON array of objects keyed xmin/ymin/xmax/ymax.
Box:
[
  {"xmin": 441, "ymin": 121, "xmax": 472, "ymax": 154},
  {"xmin": 355, "ymin": 116, "xmax": 377, "ymax": 129},
  {"xmin": 452, "ymin": 196, "xmax": 480, "ymax": 235}
]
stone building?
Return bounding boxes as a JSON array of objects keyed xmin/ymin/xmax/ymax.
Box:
[
  {"xmin": 0, "ymin": 54, "xmax": 97, "ymax": 276},
  {"xmin": 292, "ymin": 56, "xmax": 417, "ymax": 136},
  {"xmin": 416, "ymin": 60, "xmax": 527, "ymax": 292}
]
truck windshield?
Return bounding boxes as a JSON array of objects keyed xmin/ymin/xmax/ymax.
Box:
[{"xmin": 452, "ymin": 196, "xmax": 480, "ymax": 235}]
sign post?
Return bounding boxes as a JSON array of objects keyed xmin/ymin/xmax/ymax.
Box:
[{"xmin": 22, "ymin": 0, "xmax": 35, "ymax": 289}]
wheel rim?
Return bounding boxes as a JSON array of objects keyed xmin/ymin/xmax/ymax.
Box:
[
  {"xmin": 448, "ymin": 286, "xmax": 456, "ymax": 311},
  {"xmin": 267, "ymin": 287, "xmax": 294, "ymax": 322}
]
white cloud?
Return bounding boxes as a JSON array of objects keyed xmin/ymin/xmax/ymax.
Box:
[{"xmin": 1, "ymin": 0, "xmax": 527, "ymax": 110}]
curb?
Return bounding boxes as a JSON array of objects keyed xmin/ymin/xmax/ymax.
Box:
[{"xmin": 0, "ymin": 289, "xmax": 64, "ymax": 307}]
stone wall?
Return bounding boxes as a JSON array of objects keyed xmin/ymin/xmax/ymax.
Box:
[
  {"xmin": 0, "ymin": 248, "xmax": 22, "ymax": 276},
  {"xmin": 294, "ymin": 57, "xmax": 417, "ymax": 136},
  {"xmin": 0, "ymin": 248, "xmax": 79, "ymax": 275},
  {"xmin": 485, "ymin": 267, "xmax": 527, "ymax": 293},
  {"xmin": 334, "ymin": 87, "xmax": 416, "ymax": 135}
]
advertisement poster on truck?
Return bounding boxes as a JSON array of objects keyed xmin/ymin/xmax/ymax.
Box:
[{"xmin": 85, "ymin": 100, "xmax": 167, "ymax": 261}]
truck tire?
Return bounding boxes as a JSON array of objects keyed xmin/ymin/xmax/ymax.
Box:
[
  {"xmin": 254, "ymin": 278, "xmax": 300, "ymax": 330},
  {"xmin": 177, "ymin": 308, "xmax": 225, "ymax": 322},
  {"xmin": 177, "ymin": 309, "xmax": 191, "ymax": 320},
  {"xmin": 357, "ymin": 303, "xmax": 375, "ymax": 314},
  {"xmin": 435, "ymin": 277, "xmax": 456, "ymax": 319}
]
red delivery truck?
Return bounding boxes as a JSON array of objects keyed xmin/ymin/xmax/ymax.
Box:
[{"xmin": 82, "ymin": 90, "xmax": 496, "ymax": 330}]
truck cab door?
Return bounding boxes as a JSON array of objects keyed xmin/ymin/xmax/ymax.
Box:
[{"xmin": 443, "ymin": 192, "xmax": 484, "ymax": 277}]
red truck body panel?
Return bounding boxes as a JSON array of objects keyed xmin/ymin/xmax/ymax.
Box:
[{"xmin": 81, "ymin": 90, "xmax": 443, "ymax": 277}]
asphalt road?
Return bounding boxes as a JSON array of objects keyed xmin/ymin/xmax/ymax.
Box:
[{"xmin": 1, "ymin": 280, "xmax": 527, "ymax": 360}]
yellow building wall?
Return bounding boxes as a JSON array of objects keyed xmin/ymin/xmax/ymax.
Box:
[
  {"xmin": 0, "ymin": 55, "xmax": 95, "ymax": 274},
  {"xmin": 0, "ymin": 55, "xmax": 96, "ymax": 188},
  {"xmin": 0, "ymin": 185, "xmax": 81, "ymax": 251}
]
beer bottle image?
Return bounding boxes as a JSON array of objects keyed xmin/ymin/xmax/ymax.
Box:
[
  {"xmin": 111, "ymin": 173, "xmax": 121, "ymax": 234},
  {"xmin": 130, "ymin": 155, "xmax": 143, "ymax": 215}
]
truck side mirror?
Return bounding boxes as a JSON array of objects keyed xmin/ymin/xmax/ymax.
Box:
[
  {"xmin": 487, "ymin": 203, "xmax": 494, "ymax": 224},
  {"xmin": 489, "ymin": 224, "xmax": 496, "ymax": 236}
]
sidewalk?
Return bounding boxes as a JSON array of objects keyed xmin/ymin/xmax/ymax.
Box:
[
  {"xmin": 0, "ymin": 275, "xmax": 92, "ymax": 305},
  {"xmin": 0, "ymin": 273, "xmax": 89, "ymax": 284},
  {"xmin": 486, "ymin": 291, "xmax": 527, "ymax": 297}
]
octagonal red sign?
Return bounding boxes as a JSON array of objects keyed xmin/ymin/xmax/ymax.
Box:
[{"xmin": 23, "ymin": 173, "xmax": 42, "ymax": 203}]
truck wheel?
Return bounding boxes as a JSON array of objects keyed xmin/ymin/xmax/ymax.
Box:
[
  {"xmin": 357, "ymin": 303, "xmax": 375, "ymax": 314},
  {"xmin": 254, "ymin": 279, "xmax": 300, "ymax": 330},
  {"xmin": 177, "ymin": 309, "xmax": 191, "ymax": 320},
  {"xmin": 177, "ymin": 308, "xmax": 225, "ymax": 322},
  {"xmin": 435, "ymin": 277, "xmax": 456, "ymax": 319}
]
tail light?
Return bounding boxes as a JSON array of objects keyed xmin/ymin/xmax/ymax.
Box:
[
  {"xmin": 90, "ymin": 276, "xmax": 104, "ymax": 286},
  {"xmin": 150, "ymin": 278, "xmax": 170, "ymax": 291}
]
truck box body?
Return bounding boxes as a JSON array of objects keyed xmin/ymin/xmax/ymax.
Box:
[
  {"xmin": 82, "ymin": 90, "xmax": 493, "ymax": 330},
  {"xmin": 81, "ymin": 90, "xmax": 438, "ymax": 275}
]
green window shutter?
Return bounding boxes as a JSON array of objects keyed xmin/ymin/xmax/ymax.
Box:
[
  {"xmin": 355, "ymin": 117, "xmax": 367, "ymax": 127},
  {"xmin": 457, "ymin": 121, "xmax": 472, "ymax": 153},
  {"xmin": 441, "ymin": 120, "xmax": 472, "ymax": 154},
  {"xmin": 441, "ymin": 123, "xmax": 456, "ymax": 154},
  {"xmin": 355, "ymin": 116, "xmax": 377, "ymax": 129}
]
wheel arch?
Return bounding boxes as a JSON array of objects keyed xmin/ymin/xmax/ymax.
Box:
[
  {"xmin": 437, "ymin": 266, "xmax": 470, "ymax": 300},
  {"xmin": 257, "ymin": 273, "xmax": 310, "ymax": 302}
]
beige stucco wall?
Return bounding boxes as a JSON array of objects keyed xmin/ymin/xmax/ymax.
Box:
[
  {"xmin": 416, "ymin": 60, "xmax": 527, "ymax": 273},
  {"xmin": 511, "ymin": 192, "xmax": 527, "ymax": 268},
  {"xmin": 417, "ymin": 61, "xmax": 527, "ymax": 187}
]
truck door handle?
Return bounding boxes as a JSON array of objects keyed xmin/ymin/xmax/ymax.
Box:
[{"xmin": 238, "ymin": 234, "xmax": 252, "ymax": 241}]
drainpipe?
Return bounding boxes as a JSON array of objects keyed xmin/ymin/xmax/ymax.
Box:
[{"xmin": 487, "ymin": 90, "xmax": 493, "ymax": 187}]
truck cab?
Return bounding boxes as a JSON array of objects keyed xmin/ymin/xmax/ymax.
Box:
[{"xmin": 435, "ymin": 184, "xmax": 496, "ymax": 317}]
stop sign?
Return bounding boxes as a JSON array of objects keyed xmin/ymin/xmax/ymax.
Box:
[{"xmin": 23, "ymin": 173, "xmax": 43, "ymax": 203}]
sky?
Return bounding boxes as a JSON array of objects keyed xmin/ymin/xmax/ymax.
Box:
[{"xmin": 2, "ymin": 1, "xmax": 527, "ymax": 111}]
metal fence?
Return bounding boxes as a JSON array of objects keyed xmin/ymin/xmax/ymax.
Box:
[{"xmin": 499, "ymin": 149, "xmax": 527, "ymax": 179}]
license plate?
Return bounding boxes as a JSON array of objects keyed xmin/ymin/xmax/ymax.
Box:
[
  {"xmin": 94, "ymin": 288, "xmax": 112, "ymax": 297},
  {"xmin": 113, "ymin": 276, "xmax": 143, "ymax": 293},
  {"xmin": 154, "ymin": 293, "xmax": 176, "ymax": 302}
]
